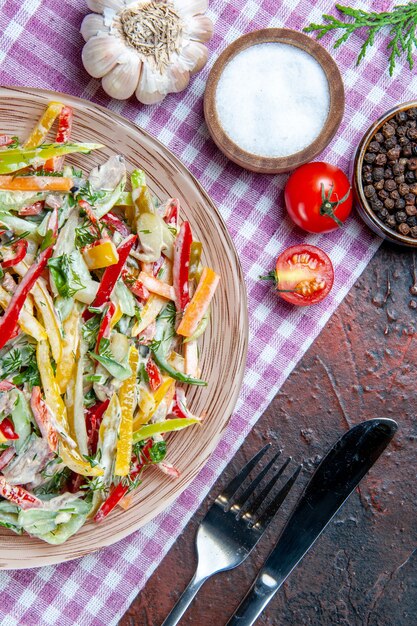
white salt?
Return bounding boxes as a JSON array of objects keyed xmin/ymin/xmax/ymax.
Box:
[{"xmin": 215, "ymin": 43, "xmax": 331, "ymax": 158}]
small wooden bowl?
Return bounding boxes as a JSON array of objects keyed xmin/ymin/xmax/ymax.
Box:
[{"xmin": 204, "ymin": 28, "xmax": 345, "ymax": 174}]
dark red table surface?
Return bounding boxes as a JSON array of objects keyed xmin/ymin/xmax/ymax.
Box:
[{"xmin": 120, "ymin": 241, "xmax": 417, "ymax": 626}]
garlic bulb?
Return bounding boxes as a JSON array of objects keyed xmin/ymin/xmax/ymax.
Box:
[{"xmin": 81, "ymin": 0, "xmax": 213, "ymax": 104}]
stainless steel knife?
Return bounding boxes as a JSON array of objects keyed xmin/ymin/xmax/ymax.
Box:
[{"xmin": 227, "ymin": 418, "xmax": 398, "ymax": 626}]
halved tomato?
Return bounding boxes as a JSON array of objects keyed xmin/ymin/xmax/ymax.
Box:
[{"xmin": 264, "ymin": 245, "xmax": 334, "ymax": 306}]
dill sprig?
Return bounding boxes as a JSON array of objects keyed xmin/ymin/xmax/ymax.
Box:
[{"xmin": 304, "ymin": 3, "xmax": 417, "ymax": 75}]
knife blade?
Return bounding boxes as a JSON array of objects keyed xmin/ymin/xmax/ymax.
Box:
[{"xmin": 227, "ymin": 418, "xmax": 398, "ymax": 626}]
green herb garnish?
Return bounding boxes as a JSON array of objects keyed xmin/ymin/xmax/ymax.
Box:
[{"xmin": 305, "ymin": 2, "xmax": 417, "ymax": 75}]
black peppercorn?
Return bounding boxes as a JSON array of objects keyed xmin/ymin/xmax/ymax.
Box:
[
  {"xmin": 375, "ymin": 153, "xmax": 387, "ymax": 166},
  {"xmin": 411, "ymin": 226, "xmax": 417, "ymax": 237},
  {"xmin": 412, "ymin": 145, "xmax": 417, "ymax": 156},
  {"xmin": 398, "ymin": 135, "xmax": 409, "ymax": 146},
  {"xmin": 374, "ymin": 132, "xmax": 384, "ymax": 142},
  {"xmin": 405, "ymin": 170, "xmax": 415, "ymax": 183},
  {"xmin": 363, "ymin": 171, "xmax": 373, "ymax": 183},
  {"xmin": 407, "ymin": 216, "xmax": 417, "ymax": 227},
  {"xmin": 385, "ymin": 179, "xmax": 397, "ymax": 192},
  {"xmin": 395, "ymin": 198, "xmax": 406, "ymax": 210},
  {"xmin": 371, "ymin": 199, "xmax": 384, "ymax": 211},
  {"xmin": 384, "ymin": 167, "xmax": 393, "ymax": 179},
  {"xmin": 382, "ymin": 123, "xmax": 395, "ymax": 138},
  {"xmin": 397, "ymin": 125, "xmax": 407, "ymax": 136},
  {"xmin": 395, "ymin": 175, "xmax": 405, "ymax": 185},
  {"xmin": 395, "ymin": 211, "xmax": 408, "ymax": 223},
  {"xmin": 403, "ymin": 145, "xmax": 413, "ymax": 157},
  {"xmin": 384, "ymin": 137, "xmax": 397, "ymax": 150},
  {"xmin": 363, "ymin": 164, "xmax": 372, "ymax": 173},
  {"xmin": 399, "ymin": 223, "xmax": 411, "ymax": 235},
  {"xmin": 399, "ymin": 157, "xmax": 408, "ymax": 168},
  {"xmin": 364, "ymin": 152, "xmax": 376, "ymax": 164},
  {"xmin": 405, "ymin": 194, "xmax": 416, "ymax": 206},
  {"xmin": 386, "ymin": 215, "xmax": 397, "ymax": 228},
  {"xmin": 384, "ymin": 198, "xmax": 395, "ymax": 210},
  {"xmin": 378, "ymin": 189, "xmax": 389, "ymax": 200},
  {"xmin": 364, "ymin": 184, "xmax": 376, "ymax": 197},
  {"xmin": 408, "ymin": 128, "xmax": 417, "ymax": 141},
  {"xmin": 392, "ymin": 163, "xmax": 403, "ymax": 176},
  {"xmin": 396, "ymin": 111, "xmax": 408, "ymax": 123},
  {"xmin": 406, "ymin": 204, "xmax": 417, "ymax": 216},
  {"xmin": 368, "ymin": 141, "xmax": 380, "ymax": 153},
  {"xmin": 399, "ymin": 182, "xmax": 410, "ymax": 195},
  {"xmin": 372, "ymin": 167, "xmax": 384, "ymax": 181},
  {"xmin": 410, "ymin": 158, "xmax": 417, "ymax": 170},
  {"xmin": 377, "ymin": 208, "xmax": 389, "ymax": 220},
  {"xmin": 374, "ymin": 180, "xmax": 385, "ymax": 190},
  {"xmin": 408, "ymin": 108, "xmax": 417, "ymax": 119},
  {"xmin": 409, "ymin": 183, "xmax": 417, "ymax": 194},
  {"xmin": 390, "ymin": 190, "xmax": 400, "ymax": 200}
]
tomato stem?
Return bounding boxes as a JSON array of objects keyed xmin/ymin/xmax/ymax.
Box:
[
  {"xmin": 320, "ymin": 183, "xmax": 350, "ymax": 228},
  {"xmin": 259, "ymin": 271, "xmax": 295, "ymax": 294}
]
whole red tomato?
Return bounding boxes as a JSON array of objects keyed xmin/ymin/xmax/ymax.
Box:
[
  {"xmin": 261, "ymin": 244, "xmax": 334, "ymax": 306},
  {"xmin": 285, "ymin": 162, "xmax": 352, "ymax": 233}
]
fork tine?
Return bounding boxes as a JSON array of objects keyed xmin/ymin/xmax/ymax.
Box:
[
  {"xmin": 241, "ymin": 456, "xmax": 292, "ymax": 520},
  {"xmin": 252, "ymin": 464, "xmax": 303, "ymax": 530},
  {"xmin": 232, "ymin": 448, "xmax": 282, "ymax": 514},
  {"xmin": 217, "ymin": 443, "xmax": 271, "ymax": 506}
]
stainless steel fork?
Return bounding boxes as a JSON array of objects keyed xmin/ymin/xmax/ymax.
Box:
[{"xmin": 161, "ymin": 444, "xmax": 302, "ymax": 626}]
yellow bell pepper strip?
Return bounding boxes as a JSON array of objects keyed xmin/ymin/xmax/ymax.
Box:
[
  {"xmin": 132, "ymin": 417, "xmax": 200, "ymax": 443},
  {"xmin": 115, "ymin": 346, "xmax": 139, "ymax": 476},
  {"xmin": 65, "ymin": 338, "xmax": 88, "ymax": 456},
  {"xmin": 0, "ymin": 209, "xmax": 58, "ymax": 351},
  {"xmin": 0, "ymin": 142, "xmax": 103, "ymax": 175},
  {"xmin": 56, "ymin": 306, "xmax": 81, "ymax": 395},
  {"xmin": 31, "ymin": 277, "xmax": 63, "ymax": 363},
  {"xmin": 189, "ymin": 241, "xmax": 203, "ymax": 281},
  {"xmin": 0, "ymin": 285, "xmax": 46, "ymax": 342},
  {"xmin": 138, "ymin": 271, "xmax": 175, "ymax": 301},
  {"xmin": 177, "ymin": 267, "xmax": 220, "ymax": 338},
  {"xmin": 0, "ymin": 476, "xmax": 42, "ymax": 510},
  {"xmin": 131, "ymin": 294, "xmax": 167, "ymax": 337},
  {"xmin": 132, "ymin": 376, "xmax": 174, "ymax": 430},
  {"xmin": 83, "ymin": 234, "xmax": 137, "ymax": 322},
  {"xmin": 0, "ymin": 176, "xmax": 73, "ymax": 192},
  {"xmin": 131, "ymin": 169, "xmax": 155, "ymax": 218},
  {"xmin": 44, "ymin": 105, "xmax": 73, "ymax": 171},
  {"xmin": 36, "ymin": 339, "xmax": 102, "ymax": 477},
  {"xmin": 110, "ymin": 302, "xmax": 123, "ymax": 328},
  {"xmin": 24, "ymin": 101, "xmax": 64, "ymax": 148},
  {"xmin": 82, "ymin": 239, "xmax": 119, "ymax": 270},
  {"xmin": 93, "ymin": 394, "xmax": 122, "ymax": 511}
]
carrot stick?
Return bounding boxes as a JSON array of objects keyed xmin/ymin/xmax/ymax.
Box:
[
  {"xmin": 177, "ymin": 267, "xmax": 219, "ymax": 338},
  {"xmin": 138, "ymin": 271, "xmax": 175, "ymax": 301},
  {"xmin": 0, "ymin": 175, "xmax": 73, "ymax": 192}
]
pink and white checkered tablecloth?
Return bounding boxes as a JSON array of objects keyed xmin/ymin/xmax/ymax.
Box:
[{"xmin": 0, "ymin": 0, "xmax": 413, "ymax": 624}]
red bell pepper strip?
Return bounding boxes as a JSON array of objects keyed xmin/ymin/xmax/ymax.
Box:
[
  {"xmin": 0, "ymin": 380, "xmax": 15, "ymax": 391},
  {"xmin": 152, "ymin": 256, "xmax": 165, "ymax": 278},
  {"xmin": 146, "ymin": 359, "xmax": 162, "ymax": 391},
  {"xmin": 0, "ymin": 476, "xmax": 41, "ymax": 509},
  {"xmin": 18, "ymin": 201, "xmax": 45, "ymax": 216},
  {"xmin": 0, "ymin": 417, "xmax": 19, "ymax": 440},
  {"xmin": 94, "ymin": 440, "xmax": 153, "ymax": 522},
  {"xmin": 44, "ymin": 105, "xmax": 73, "ymax": 171},
  {"xmin": 164, "ymin": 199, "xmax": 179, "ymax": 226},
  {"xmin": 1, "ymin": 239, "xmax": 28, "ymax": 268},
  {"xmin": 83, "ymin": 234, "xmax": 137, "ymax": 321},
  {"xmin": 86, "ymin": 399, "xmax": 110, "ymax": 454},
  {"xmin": 122, "ymin": 269, "xmax": 149, "ymax": 301},
  {"xmin": 79, "ymin": 199, "xmax": 102, "ymax": 238},
  {"xmin": 0, "ymin": 135, "xmax": 15, "ymax": 147},
  {"xmin": 30, "ymin": 386, "xmax": 58, "ymax": 452},
  {"xmin": 102, "ymin": 212, "xmax": 130, "ymax": 237},
  {"xmin": 95, "ymin": 302, "xmax": 116, "ymax": 352},
  {"xmin": 0, "ymin": 209, "xmax": 57, "ymax": 350},
  {"xmin": 173, "ymin": 221, "xmax": 192, "ymax": 311},
  {"xmin": 0, "ymin": 446, "xmax": 15, "ymax": 471}
]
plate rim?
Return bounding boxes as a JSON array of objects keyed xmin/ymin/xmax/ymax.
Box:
[{"xmin": 0, "ymin": 86, "xmax": 249, "ymax": 569}]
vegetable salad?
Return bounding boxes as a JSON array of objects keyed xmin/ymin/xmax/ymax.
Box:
[{"xmin": 0, "ymin": 102, "xmax": 219, "ymax": 544}]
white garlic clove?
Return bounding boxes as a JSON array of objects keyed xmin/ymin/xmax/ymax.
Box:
[
  {"xmin": 174, "ymin": 0, "xmax": 208, "ymax": 19},
  {"xmin": 168, "ymin": 61, "xmax": 190, "ymax": 94},
  {"xmin": 179, "ymin": 41, "xmax": 208, "ymax": 75},
  {"xmin": 80, "ymin": 13, "xmax": 108, "ymax": 42},
  {"xmin": 82, "ymin": 34, "xmax": 126, "ymax": 79},
  {"xmin": 185, "ymin": 14, "xmax": 213, "ymax": 43},
  {"xmin": 135, "ymin": 62, "xmax": 170, "ymax": 105},
  {"xmin": 102, "ymin": 53, "xmax": 142, "ymax": 100},
  {"xmin": 87, "ymin": 0, "xmax": 125, "ymax": 13}
]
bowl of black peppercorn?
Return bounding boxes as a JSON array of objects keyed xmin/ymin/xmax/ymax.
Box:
[{"xmin": 353, "ymin": 101, "xmax": 417, "ymax": 247}]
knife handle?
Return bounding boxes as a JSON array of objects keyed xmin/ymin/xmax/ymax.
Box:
[{"xmin": 227, "ymin": 570, "xmax": 280, "ymax": 626}]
